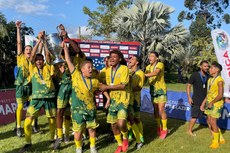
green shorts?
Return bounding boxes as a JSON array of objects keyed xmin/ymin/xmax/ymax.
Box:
[
  {"xmin": 16, "ymin": 85, "xmax": 31, "ymax": 104},
  {"xmin": 26, "ymin": 98, "xmax": 56, "ymax": 118},
  {"xmin": 204, "ymin": 104, "xmax": 223, "ymax": 118},
  {"xmin": 150, "ymin": 85, "xmax": 167, "ymax": 103},
  {"xmin": 71, "ymin": 109, "xmax": 99, "ymax": 132},
  {"xmin": 57, "ymin": 83, "xmax": 71, "ymax": 109},
  {"xmin": 107, "ymin": 99, "xmax": 128, "ymax": 124}
]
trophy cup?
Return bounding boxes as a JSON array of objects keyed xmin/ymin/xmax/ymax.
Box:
[{"xmin": 46, "ymin": 33, "xmax": 65, "ymax": 64}]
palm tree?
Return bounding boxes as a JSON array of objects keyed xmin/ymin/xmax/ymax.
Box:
[{"xmin": 113, "ymin": 0, "xmax": 189, "ymax": 68}]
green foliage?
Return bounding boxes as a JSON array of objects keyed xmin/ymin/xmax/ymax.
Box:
[
  {"xmin": 0, "ymin": 12, "xmax": 34, "ymax": 88},
  {"xmin": 179, "ymin": 0, "xmax": 230, "ymax": 28},
  {"xmin": 113, "ymin": 0, "xmax": 189, "ymax": 68},
  {"xmin": 83, "ymin": 0, "xmax": 132, "ymax": 39}
]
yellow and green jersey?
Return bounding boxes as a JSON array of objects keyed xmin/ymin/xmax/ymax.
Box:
[
  {"xmin": 73, "ymin": 53, "xmax": 86, "ymax": 70},
  {"xmin": 30, "ymin": 63, "xmax": 56, "ymax": 99},
  {"xmin": 71, "ymin": 68, "xmax": 100, "ymax": 115},
  {"xmin": 99, "ymin": 67, "xmax": 108, "ymax": 84},
  {"xmin": 105, "ymin": 65, "xmax": 130, "ymax": 107},
  {"xmin": 130, "ymin": 69, "xmax": 145, "ymax": 105},
  {"xmin": 15, "ymin": 54, "xmax": 31, "ymax": 86},
  {"xmin": 207, "ymin": 76, "xmax": 224, "ymax": 107},
  {"xmin": 145, "ymin": 62, "xmax": 166, "ymax": 92}
]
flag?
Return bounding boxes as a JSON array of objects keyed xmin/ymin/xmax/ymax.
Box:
[{"xmin": 211, "ymin": 29, "xmax": 230, "ymax": 98}]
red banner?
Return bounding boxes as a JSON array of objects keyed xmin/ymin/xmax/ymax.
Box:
[{"xmin": 0, "ymin": 89, "xmax": 27, "ymax": 125}]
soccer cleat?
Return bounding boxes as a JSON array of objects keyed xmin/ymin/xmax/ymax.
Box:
[
  {"xmin": 53, "ymin": 138, "xmax": 62, "ymax": 150},
  {"xmin": 90, "ymin": 146, "xmax": 98, "ymax": 153},
  {"xmin": 16, "ymin": 128, "xmax": 22, "ymax": 137},
  {"xmin": 157, "ymin": 127, "xmax": 161, "ymax": 136},
  {"xmin": 114, "ymin": 146, "xmax": 122, "ymax": 153},
  {"xmin": 64, "ymin": 135, "xmax": 70, "ymax": 143},
  {"xmin": 76, "ymin": 148, "xmax": 83, "ymax": 153},
  {"xmin": 209, "ymin": 141, "xmax": 219, "ymax": 149},
  {"xmin": 19, "ymin": 144, "xmax": 32, "ymax": 153},
  {"xmin": 159, "ymin": 130, "xmax": 168, "ymax": 139},
  {"xmin": 32, "ymin": 126, "xmax": 39, "ymax": 133},
  {"xmin": 136, "ymin": 142, "xmax": 143, "ymax": 150},
  {"xmin": 122, "ymin": 139, "xmax": 129, "ymax": 152},
  {"xmin": 219, "ymin": 139, "xmax": 226, "ymax": 144}
]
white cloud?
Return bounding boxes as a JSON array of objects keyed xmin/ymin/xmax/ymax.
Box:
[
  {"xmin": 65, "ymin": 26, "xmax": 93, "ymax": 38},
  {"xmin": 79, "ymin": 26, "xmax": 93, "ymax": 36},
  {"xmin": 0, "ymin": 0, "xmax": 52, "ymax": 16},
  {"xmin": 65, "ymin": 0, "xmax": 71, "ymax": 5}
]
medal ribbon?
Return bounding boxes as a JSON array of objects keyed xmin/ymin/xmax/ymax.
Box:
[
  {"xmin": 81, "ymin": 74, "xmax": 92, "ymax": 91},
  {"xmin": 199, "ymin": 71, "xmax": 207, "ymax": 87},
  {"xmin": 111, "ymin": 64, "xmax": 120, "ymax": 84}
]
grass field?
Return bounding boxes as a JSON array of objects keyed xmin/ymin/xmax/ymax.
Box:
[{"xmin": 0, "ymin": 111, "xmax": 229, "ymax": 153}]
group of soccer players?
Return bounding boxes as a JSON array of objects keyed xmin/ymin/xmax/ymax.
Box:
[{"xmin": 15, "ymin": 20, "xmax": 225, "ymax": 153}]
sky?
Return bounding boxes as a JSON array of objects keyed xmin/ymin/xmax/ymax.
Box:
[{"xmin": 0, "ymin": 0, "xmax": 230, "ymax": 39}]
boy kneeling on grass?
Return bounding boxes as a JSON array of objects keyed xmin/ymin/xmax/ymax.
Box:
[{"xmin": 200, "ymin": 61, "xmax": 225, "ymax": 149}]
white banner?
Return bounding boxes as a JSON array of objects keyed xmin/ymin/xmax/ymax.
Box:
[
  {"xmin": 25, "ymin": 35, "xmax": 37, "ymax": 47},
  {"xmin": 211, "ymin": 29, "xmax": 230, "ymax": 97}
]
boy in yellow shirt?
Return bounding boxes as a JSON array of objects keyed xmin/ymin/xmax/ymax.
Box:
[{"xmin": 200, "ymin": 61, "xmax": 225, "ymax": 149}]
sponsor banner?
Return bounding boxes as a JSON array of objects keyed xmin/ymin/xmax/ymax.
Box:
[
  {"xmin": 100, "ymin": 45, "xmax": 110, "ymax": 49},
  {"xmin": 80, "ymin": 44, "xmax": 90, "ymax": 48},
  {"xmin": 100, "ymin": 54, "xmax": 109, "ymax": 58},
  {"xmin": 0, "ymin": 90, "xmax": 27, "ymax": 125},
  {"xmin": 123, "ymin": 54, "xmax": 128, "ymax": 58},
  {"xmin": 121, "ymin": 50, "xmax": 128, "ymax": 54},
  {"xmin": 100, "ymin": 50, "xmax": 110, "ymax": 53},
  {"xmin": 211, "ymin": 29, "xmax": 230, "ymax": 97},
  {"xmin": 129, "ymin": 50, "xmax": 138, "ymax": 54},
  {"xmin": 141, "ymin": 88, "xmax": 230, "ymax": 130},
  {"xmin": 129, "ymin": 46, "xmax": 138, "ymax": 50},
  {"xmin": 119, "ymin": 46, "xmax": 129, "ymax": 50},
  {"xmin": 90, "ymin": 44, "xmax": 100, "ymax": 48},
  {"xmin": 90, "ymin": 49, "xmax": 100, "ymax": 53},
  {"xmin": 81, "ymin": 48, "xmax": 90, "ymax": 52},
  {"xmin": 111, "ymin": 46, "xmax": 119, "ymax": 49},
  {"xmin": 90, "ymin": 53, "xmax": 100, "ymax": 57}
]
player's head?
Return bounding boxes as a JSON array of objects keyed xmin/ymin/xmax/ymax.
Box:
[
  {"xmin": 24, "ymin": 45, "xmax": 32, "ymax": 58},
  {"xmin": 35, "ymin": 53, "xmax": 44, "ymax": 69},
  {"xmin": 128, "ymin": 55, "xmax": 142, "ymax": 69},
  {"xmin": 103, "ymin": 56, "xmax": 111, "ymax": 67},
  {"xmin": 199, "ymin": 60, "xmax": 209, "ymax": 73},
  {"xmin": 148, "ymin": 51, "xmax": 159, "ymax": 64},
  {"xmin": 109, "ymin": 50, "xmax": 123, "ymax": 67},
  {"xmin": 209, "ymin": 61, "xmax": 222, "ymax": 76},
  {"xmin": 80, "ymin": 60, "xmax": 93, "ymax": 78}
]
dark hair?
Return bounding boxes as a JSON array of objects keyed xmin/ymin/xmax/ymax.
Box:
[
  {"xmin": 35, "ymin": 53, "xmax": 44, "ymax": 61},
  {"xmin": 149, "ymin": 51, "xmax": 159, "ymax": 58},
  {"xmin": 133, "ymin": 55, "xmax": 142, "ymax": 66},
  {"xmin": 80, "ymin": 60, "xmax": 93, "ymax": 69},
  {"xmin": 200, "ymin": 60, "xmax": 209, "ymax": 66},
  {"xmin": 24, "ymin": 45, "xmax": 32, "ymax": 50},
  {"xmin": 110, "ymin": 49, "xmax": 123, "ymax": 59},
  {"xmin": 212, "ymin": 61, "xmax": 222, "ymax": 72}
]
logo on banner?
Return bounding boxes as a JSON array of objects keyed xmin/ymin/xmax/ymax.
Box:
[{"xmin": 216, "ymin": 32, "xmax": 228, "ymax": 50}]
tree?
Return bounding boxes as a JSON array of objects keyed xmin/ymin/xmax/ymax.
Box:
[
  {"xmin": 178, "ymin": 0, "xmax": 230, "ymax": 29},
  {"xmin": 83, "ymin": 0, "xmax": 132, "ymax": 39},
  {"xmin": 113, "ymin": 0, "xmax": 189, "ymax": 68}
]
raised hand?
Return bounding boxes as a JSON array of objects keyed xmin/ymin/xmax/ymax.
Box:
[{"xmin": 15, "ymin": 20, "xmax": 22, "ymax": 28}]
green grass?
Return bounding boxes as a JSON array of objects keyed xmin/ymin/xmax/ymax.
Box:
[
  {"xmin": 167, "ymin": 83, "xmax": 186, "ymax": 92},
  {"xmin": 0, "ymin": 111, "xmax": 229, "ymax": 153}
]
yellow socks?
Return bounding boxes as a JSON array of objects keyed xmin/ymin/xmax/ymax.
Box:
[
  {"xmin": 49, "ymin": 118, "xmax": 56, "ymax": 141},
  {"xmin": 121, "ymin": 131, "xmax": 128, "ymax": 140},
  {"xmin": 75, "ymin": 140, "xmax": 82, "ymax": 149},
  {"xmin": 156, "ymin": 118, "xmax": 161, "ymax": 128},
  {"xmin": 90, "ymin": 137, "xmax": 96, "ymax": 147},
  {"xmin": 114, "ymin": 134, "xmax": 122, "ymax": 146},
  {"xmin": 210, "ymin": 132, "xmax": 219, "ymax": 149},
  {"xmin": 137, "ymin": 122, "xmax": 143, "ymax": 137},
  {"xmin": 131, "ymin": 124, "xmax": 141, "ymax": 143},
  {"xmin": 24, "ymin": 118, "xmax": 33, "ymax": 144},
  {"xmin": 16, "ymin": 103, "xmax": 23, "ymax": 128},
  {"xmin": 64, "ymin": 119, "xmax": 71, "ymax": 138},
  {"xmin": 162, "ymin": 119, "xmax": 167, "ymax": 130},
  {"xmin": 57, "ymin": 128, "xmax": 63, "ymax": 139},
  {"xmin": 219, "ymin": 128, "xmax": 225, "ymax": 144}
]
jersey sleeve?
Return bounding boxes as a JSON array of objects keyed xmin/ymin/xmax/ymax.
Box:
[{"xmin": 188, "ymin": 72, "xmax": 196, "ymax": 84}]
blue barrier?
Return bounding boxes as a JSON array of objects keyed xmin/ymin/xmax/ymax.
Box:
[{"xmin": 141, "ymin": 88, "xmax": 230, "ymax": 130}]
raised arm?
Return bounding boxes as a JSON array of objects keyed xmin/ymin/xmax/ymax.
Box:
[
  {"xmin": 30, "ymin": 32, "xmax": 43, "ymax": 63},
  {"xmin": 16, "ymin": 21, "xmax": 22, "ymax": 55},
  {"xmin": 63, "ymin": 42, "xmax": 74, "ymax": 73}
]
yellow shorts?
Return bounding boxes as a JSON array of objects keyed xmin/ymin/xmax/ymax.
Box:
[
  {"xmin": 152, "ymin": 95, "xmax": 167, "ymax": 103},
  {"xmin": 204, "ymin": 105, "xmax": 223, "ymax": 118}
]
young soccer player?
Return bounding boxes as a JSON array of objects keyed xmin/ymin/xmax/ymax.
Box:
[
  {"xmin": 200, "ymin": 61, "xmax": 225, "ymax": 149},
  {"xmin": 128, "ymin": 55, "xmax": 145, "ymax": 149},
  {"xmin": 99, "ymin": 50, "xmax": 130, "ymax": 153},
  {"xmin": 15, "ymin": 21, "xmax": 32, "ymax": 137},
  {"xmin": 63, "ymin": 42, "xmax": 109, "ymax": 153},
  {"xmin": 145, "ymin": 51, "xmax": 168, "ymax": 139},
  {"xmin": 19, "ymin": 32, "xmax": 57, "ymax": 153}
]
